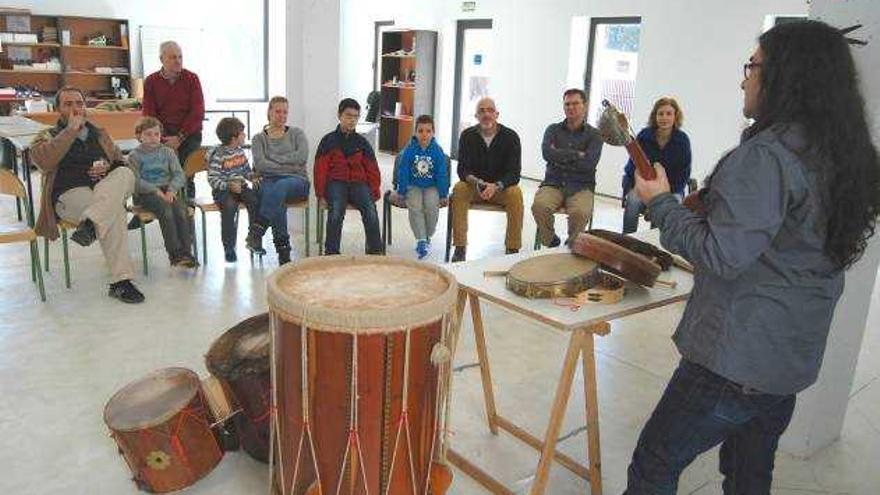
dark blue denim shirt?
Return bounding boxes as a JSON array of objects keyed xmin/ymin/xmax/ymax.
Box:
[{"xmin": 647, "ymin": 125, "xmax": 843, "ymax": 395}]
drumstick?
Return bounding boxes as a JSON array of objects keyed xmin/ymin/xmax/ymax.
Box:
[
  {"xmin": 483, "ymin": 270, "xmax": 508, "ymax": 277},
  {"xmin": 671, "ymin": 255, "xmax": 694, "ymax": 273},
  {"xmin": 653, "ymin": 278, "xmax": 677, "ymax": 289}
]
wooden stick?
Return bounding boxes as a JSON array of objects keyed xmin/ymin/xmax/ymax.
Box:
[
  {"xmin": 469, "ymin": 293, "xmax": 499, "ymax": 434},
  {"xmin": 447, "ymin": 449, "xmax": 515, "ymax": 495},
  {"xmin": 671, "ymin": 255, "xmax": 694, "ymax": 273},
  {"xmin": 653, "ymin": 278, "xmax": 677, "ymax": 289},
  {"xmin": 581, "ymin": 331, "xmax": 604, "ymax": 495},
  {"xmin": 482, "ymin": 270, "xmax": 508, "ymax": 277},
  {"xmin": 494, "ymin": 415, "xmax": 590, "ymax": 480},
  {"xmin": 529, "ymin": 331, "xmax": 584, "ymax": 494}
]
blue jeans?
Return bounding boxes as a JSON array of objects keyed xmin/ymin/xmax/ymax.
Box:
[
  {"xmin": 324, "ymin": 180, "xmax": 383, "ymax": 255},
  {"xmin": 258, "ymin": 175, "xmax": 310, "ymax": 239},
  {"xmin": 625, "ymin": 359, "xmax": 796, "ymax": 495},
  {"xmin": 623, "ymin": 190, "xmax": 684, "ymax": 234}
]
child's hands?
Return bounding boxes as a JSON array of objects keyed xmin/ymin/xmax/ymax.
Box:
[
  {"xmin": 229, "ymin": 180, "xmax": 243, "ymax": 194},
  {"xmin": 439, "ymin": 197, "xmax": 449, "ymax": 208}
]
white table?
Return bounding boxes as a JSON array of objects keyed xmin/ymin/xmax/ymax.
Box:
[
  {"xmin": 443, "ymin": 233, "xmax": 694, "ymax": 495},
  {"xmin": 0, "ymin": 116, "xmax": 49, "ymax": 223}
]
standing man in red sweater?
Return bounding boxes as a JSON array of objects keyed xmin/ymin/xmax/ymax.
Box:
[{"xmin": 142, "ymin": 40, "xmax": 205, "ymax": 199}]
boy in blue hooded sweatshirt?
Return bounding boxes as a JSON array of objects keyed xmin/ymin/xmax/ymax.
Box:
[{"xmin": 393, "ymin": 115, "xmax": 449, "ymax": 259}]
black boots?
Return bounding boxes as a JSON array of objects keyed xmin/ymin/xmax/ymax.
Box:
[
  {"xmin": 274, "ymin": 235, "xmax": 292, "ymax": 265},
  {"xmin": 246, "ymin": 219, "xmax": 268, "ymax": 256}
]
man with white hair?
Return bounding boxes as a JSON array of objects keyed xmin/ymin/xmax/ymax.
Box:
[{"xmin": 142, "ymin": 40, "xmax": 205, "ymax": 198}]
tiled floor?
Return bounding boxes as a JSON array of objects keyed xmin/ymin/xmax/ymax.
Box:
[{"xmin": 0, "ymin": 153, "xmax": 878, "ymax": 494}]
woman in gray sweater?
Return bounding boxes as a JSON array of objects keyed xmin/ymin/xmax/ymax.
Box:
[{"xmin": 249, "ymin": 96, "xmax": 310, "ymax": 264}]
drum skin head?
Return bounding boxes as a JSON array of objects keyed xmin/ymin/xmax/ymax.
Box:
[{"xmin": 104, "ymin": 367, "xmax": 200, "ymax": 431}]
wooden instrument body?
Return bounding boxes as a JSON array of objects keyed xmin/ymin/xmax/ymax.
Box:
[
  {"xmin": 206, "ymin": 312, "xmax": 273, "ymax": 462},
  {"xmin": 104, "ymin": 368, "xmax": 223, "ymax": 493},
  {"xmin": 504, "ymin": 253, "xmax": 600, "ymax": 298},
  {"xmin": 267, "ymin": 256, "xmax": 458, "ymax": 495},
  {"xmin": 274, "ymin": 320, "xmax": 445, "ymax": 495},
  {"xmin": 570, "ymin": 233, "xmax": 662, "ymax": 287}
]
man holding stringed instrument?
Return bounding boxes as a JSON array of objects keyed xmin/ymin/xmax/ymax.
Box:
[{"xmin": 621, "ymin": 20, "xmax": 880, "ymax": 494}]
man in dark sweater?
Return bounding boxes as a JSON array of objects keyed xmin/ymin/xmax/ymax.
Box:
[
  {"xmin": 450, "ymin": 97, "xmax": 523, "ymax": 261},
  {"xmin": 142, "ymin": 40, "xmax": 205, "ymax": 198},
  {"xmin": 532, "ymin": 88, "xmax": 603, "ymax": 247}
]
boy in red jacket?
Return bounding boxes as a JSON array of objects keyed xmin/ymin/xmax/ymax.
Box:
[{"xmin": 314, "ymin": 98, "xmax": 383, "ymax": 255}]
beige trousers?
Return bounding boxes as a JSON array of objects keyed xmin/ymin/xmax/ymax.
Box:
[
  {"xmin": 450, "ymin": 181, "xmax": 524, "ymax": 250},
  {"xmin": 55, "ymin": 167, "xmax": 136, "ymax": 283},
  {"xmin": 531, "ymin": 186, "xmax": 593, "ymax": 246}
]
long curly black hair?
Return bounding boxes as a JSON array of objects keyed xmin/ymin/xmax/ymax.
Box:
[{"xmin": 745, "ymin": 20, "xmax": 880, "ymax": 269}]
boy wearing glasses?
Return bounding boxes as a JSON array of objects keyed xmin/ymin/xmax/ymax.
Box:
[{"xmin": 314, "ymin": 98, "xmax": 383, "ymax": 255}]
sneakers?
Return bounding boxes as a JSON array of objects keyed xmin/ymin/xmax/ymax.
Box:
[
  {"xmin": 224, "ymin": 247, "xmax": 237, "ymax": 263},
  {"xmin": 451, "ymin": 246, "xmax": 466, "ymax": 262},
  {"xmin": 547, "ymin": 234, "xmax": 561, "ymax": 248},
  {"xmin": 416, "ymin": 239, "xmax": 429, "ymax": 260},
  {"xmin": 70, "ymin": 219, "xmax": 97, "ymax": 247},
  {"xmin": 108, "ymin": 279, "xmax": 145, "ymax": 304}
]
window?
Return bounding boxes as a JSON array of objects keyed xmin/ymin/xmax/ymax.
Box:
[
  {"xmin": 584, "ymin": 17, "xmax": 642, "ymax": 127},
  {"xmin": 140, "ymin": 0, "xmax": 268, "ymax": 102},
  {"xmin": 209, "ymin": 0, "xmax": 268, "ymax": 101}
]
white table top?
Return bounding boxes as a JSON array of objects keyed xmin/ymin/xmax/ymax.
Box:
[
  {"xmin": 0, "ymin": 116, "xmax": 48, "ymax": 139},
  {"xmin": 443, "ymin": 231, "xmax": 693, "ymax": 332},
  {"xmin": 116, "ymin": 138, "xmax": 139, "ymax": 152}
]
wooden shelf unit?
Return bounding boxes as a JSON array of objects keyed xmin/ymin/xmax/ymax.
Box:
[
  {"xmin": 378, "ymin": 29, "xmax": 437, "ymax": 154},
  {"xmin": 0, "ymin": 12, "xmax": 131, "ymax": 112}
]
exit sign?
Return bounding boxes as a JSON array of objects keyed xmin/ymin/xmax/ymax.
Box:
[{"xmin": 462, "ymin": 1, "xmax": 476, "ymax": 12}]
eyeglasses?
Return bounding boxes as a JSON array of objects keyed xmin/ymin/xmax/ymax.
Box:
[{"xmin": 743, "ymin": 62, "xmax": 762, "ymax": 80}]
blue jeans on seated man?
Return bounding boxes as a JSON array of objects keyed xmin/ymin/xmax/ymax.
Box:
[
  {"xmin": 324, "ymin": 180, "xmax": 383, "ymax": 255},
  {"xmin": 622, "ymin": 189, "xmax": 684, "ymax": 234},
  {"xmin": 624, "ymin": 359, "xmax": 796, "ymax": 495},
  {"xmin": 258, "ymin": 175, "xmax": 310, "ymax": 239}
]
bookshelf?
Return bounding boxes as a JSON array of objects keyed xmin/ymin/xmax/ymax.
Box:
[
  {"xmin": 378, "ymin": 29, "xmax": 437, "ymax": 154},
  {"xmin": 0, "ymin": 12, "xmax": 131, "ymax": 113}
]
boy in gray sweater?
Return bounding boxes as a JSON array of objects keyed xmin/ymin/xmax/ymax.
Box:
[
  {"xmin": 128, "ymin": 116, "xmax": 197, "ymax": 267},
  {"xmin": 249, "ymin": 96, "xmax": 311, "ymax": 264}
]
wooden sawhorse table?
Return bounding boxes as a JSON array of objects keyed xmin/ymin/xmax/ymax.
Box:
[{"xmin": 443, "ymin": 243, "xmax": 692, "ymax": 494}]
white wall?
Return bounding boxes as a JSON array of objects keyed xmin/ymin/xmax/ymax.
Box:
[
  {"xmin": 339, "ymin": 0, "xmax": 807, "ymax": 194},
  {"xmin": 15, "ymin": 0, "xmax": 287, "ymax": 133},
  {"xmin": 780, "ymin": 0, "xmax": 880, "ymax": 457}
]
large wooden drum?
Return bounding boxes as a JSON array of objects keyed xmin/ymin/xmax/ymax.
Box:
[
  {"xmin": 104, "ymin": 367, "xmax": 223, "ymax": 493},
  {"xmin": 206, "ymin": 312, "xmax": 273, "ymax": 462},
  {"xmin": 267, "ymin": 256, "xmax": 459, "ymax": 495}
]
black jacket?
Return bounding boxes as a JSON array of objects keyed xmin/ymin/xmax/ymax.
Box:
[{"xmin": 456, "ymin": 124, "xmax": 521, "ymax": 188}]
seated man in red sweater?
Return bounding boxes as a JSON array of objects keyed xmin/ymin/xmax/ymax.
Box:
[
  {"xmin": 142, "ymin": 40, "xmax": 205, "ymax": 199},
  {"xmin": 314, "ymin": 98, "xmax": 383, "ymax": 255}
]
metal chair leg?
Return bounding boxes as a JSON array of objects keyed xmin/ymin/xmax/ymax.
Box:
[
  {"xmin": 140, "ymin": 224, "xmax": 149, "ymax": 276},
  {"xmin": 201, "ymin": 211, "xmax": 208, "ymax": 265},
  {"xmin": 61, "ymin": 229, "xmax": 71, "ymax": 288},
  {"xmin": 445, "ymin": 201, "xmax": 453, "ymax": 262},
  {"xmin": 304, "ymin": 206, "xmax": 311, "ymax": 257},
  {"xmin": 44, "ymin": 236, "xmax": 49, "ymax": 272},
  {"xmin": 30, "ymin": 240, "xmax": 46, "ymax": 302},
  {"xmin": 315, "ymin": 203, "xmax": 324, "ymax": 256}
]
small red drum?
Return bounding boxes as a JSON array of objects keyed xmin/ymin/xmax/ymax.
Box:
[
  {"xmin": 104, "ymin": 367, "xmax": 223, "ymax": 493},
  {"xmin": 267, "ymin": 256, "xmax": 459, "ymax": 495},
  {"xmin": 206, "ymin": 312, "xmax": 273, "ymax": 462}
]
